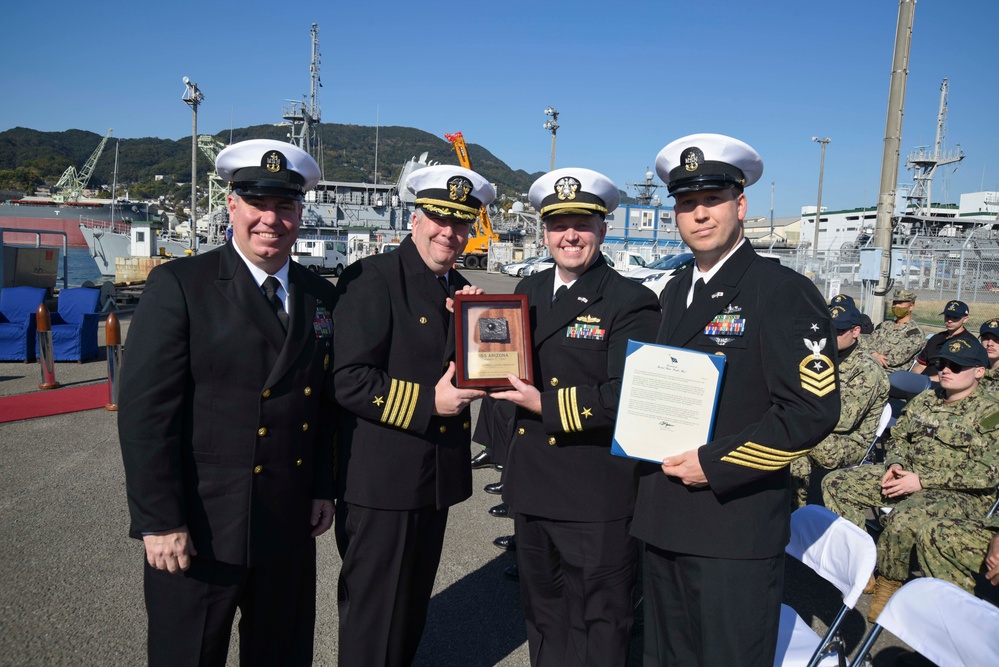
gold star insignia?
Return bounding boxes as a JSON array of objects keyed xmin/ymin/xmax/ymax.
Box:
[
  {"xmin": 581, "ymin": 407, "xmax": 593, "ymax": 419},
  {"xmin": 373, "ymin": 396, "xmax": 385, "ymax": 406}
]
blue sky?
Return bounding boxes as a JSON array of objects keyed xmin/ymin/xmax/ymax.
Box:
[{"xmin": 2, "ymin": 0, "xmax": 995, "ymax": 218}]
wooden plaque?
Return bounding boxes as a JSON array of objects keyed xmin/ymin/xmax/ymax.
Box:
[{"xmin": 454, "ymin": 293, "xmax": 533, "ymax": 389}]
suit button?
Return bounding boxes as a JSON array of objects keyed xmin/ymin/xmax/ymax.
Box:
[
  {"xmin": 257, "ymin": 427, "xmax": 268, "ymax": 437},
  {"xmin": 302, "ymin": 423, "xmax": 309, "ymax": 432},
  {"xmin": 548, "ymin": 437, "xmax": 557, "ymax": 446},
  {"xmin": 463, "ymin": 421, "xmax": 470, "ymax": 430},
  {"xmin": 550, "ymin": 377, "xmax": 558, "ymax": 387},
  {"xmin": 253, "ymin": 465, "xmax": 263, "ymax": 474},
  {"xmin": 518, "ymin": 428, "xmax": 525, "ymax": 436},
  {"xmin": 439, "ymin": 425, "xmax": 447, "ymax": 434},
  {"xmin": 296, "ymin": 459, "xmax": 303, "ymax": 466},
  {"xmin": 261, "ymin": 389, "xmax": 271, "ymax": 398},
  {"xmin": 304, "ymin": 386, "xmax": 312, "ymax": 396},
  {"xmin": 324, "ymin": 354, "xmax": 330, "ymax": 370}
]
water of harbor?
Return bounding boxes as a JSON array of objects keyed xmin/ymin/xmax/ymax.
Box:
[{"xmin": 61, "ymin": 246, "xmax": 104, "ymax": 287}]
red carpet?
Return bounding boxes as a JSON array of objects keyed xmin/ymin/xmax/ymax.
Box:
[{"xmin": 0, "ymin": 383, "xmax": 110, "ymax": 423}]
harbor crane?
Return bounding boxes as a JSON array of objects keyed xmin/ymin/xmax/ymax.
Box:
[
  {"xmin": 52, "ymin": 128, "xmax": 113, "ymax": 202},
  {"xmin": 444, "ymin": 131, "xmax": 499, "ymax": 269}
]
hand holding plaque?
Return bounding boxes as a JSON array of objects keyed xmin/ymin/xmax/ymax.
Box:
[{"xmin": 454, "ymin": 293, "xmax": 533, "ymax": 389}]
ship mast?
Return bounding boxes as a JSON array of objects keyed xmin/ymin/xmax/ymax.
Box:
[
  {"xmin": 626, "ymin": 168, "xmax": 663, "ymax": 206},
  {"xmin": 903, "ymin": 78, "xmax": 964, "ymax": 217},
  {"xmin": 283, "ymin": 23, "xmax": 323, "ymax": 176}
]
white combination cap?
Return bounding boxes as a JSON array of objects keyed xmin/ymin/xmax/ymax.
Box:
[
  {"xmin": 216, "ymin": 139, "xmax": 321, "ymax": 199},
  {"xmin": 405, "ymin": 165, "xmax": 495, "ymax": 222},
  {"xmin": 655, "ymin": 133, "xmax": 763, "ymax": 196},
  {"xmin": 529, "ymin": 168, "xmax": 620, "ymax": 219}
]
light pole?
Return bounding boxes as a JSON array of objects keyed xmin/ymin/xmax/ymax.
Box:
[
  {"xmin": 543, "ymin": 106, "xmax": 559, "ymax": 171},
  {"xmin": 182, "ymin": 76, "xmax": 205, "ymax": 251},
  {"xmin": 811, "ymin": 137, "xmax": 831, "ymax": 260}
]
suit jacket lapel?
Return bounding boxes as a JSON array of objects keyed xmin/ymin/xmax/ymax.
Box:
[
  {"xmin": 533, "ymin": 259, "xmax": 608, "ymax": 345},
  {"xmin": 669, "ymin": 243, "xmax": 754, "ymax": 346},
  {"xmin": 215, "ymin": 243, "xmax": 287, "ymax": 352}
]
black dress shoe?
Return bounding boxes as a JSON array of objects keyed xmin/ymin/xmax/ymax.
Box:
[
  {"xmin": 503, "ymin": 565, "xmax": 519, "ymax": 582},
  {"xmin": 489, "ymin": 502, "xmax": 509, "ymax": 518},
  {"xmin": 470, "ymin": 449, "xmax": 493, "ymax": 469},
  {"xmin": 494, "ymin": 463, "xmax": 504, "ymax": 472},
  {"xmin": 493, "ymin": 535, "xmax": 516, "ymax": 551},
  {"xmin": 484, "ymin": 482, "xmax": 503, "ymax": 495}
]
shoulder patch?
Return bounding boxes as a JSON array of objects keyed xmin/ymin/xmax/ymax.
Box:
[
  {"xmin": 906, "ymin": 328, "xmax": 923, "ymax": 337},
  {"xmin": 980, "ymin": 409, "xmax": 999, "ymax": 432}
]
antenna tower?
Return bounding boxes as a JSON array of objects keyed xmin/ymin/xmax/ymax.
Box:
[
  {"xmin": 626, "ymin": 168, "xmax": 663, "ymax": 206},
  {"xmin": 904, "ymin": 78, "xmax": 964, "ymax": 216},
  {"xmin": 283, "ymin": 23, "xmax": 323, "ymax": 175}
]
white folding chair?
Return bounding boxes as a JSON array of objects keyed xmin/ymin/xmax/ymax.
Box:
[
  {"xmin": 859, "ymin": 403, "xmax": 893, "ymax": 465},
  {"xmin": 774, "ymin": 506, "xmax": 878, "ymax": 667},
  {"xmin": 850, "ymin": 577, "xmax": 999, "ymax": 667}
]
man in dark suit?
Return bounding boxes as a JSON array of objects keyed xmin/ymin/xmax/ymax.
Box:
[
  {"xmin": 631, "ymin": 134, "xmax": 840, "ymax": 666},
  {"xmin": 483, "ymin": 168, "xmax": 660, "ymax": 666},
  {"xmin": 118, "ymin": 139, "xmax": 337, "ymax": 667},
  {"xmin": 332, "ymin": 164, "xmax": 493, "ymax": 666}
]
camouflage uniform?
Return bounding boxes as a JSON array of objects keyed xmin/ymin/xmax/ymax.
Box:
[
  {"xmin": 982, "ymin": 367, "xmax": 999, "ymax": 393},
  {"xmin": 864, "ymin": 318, "xmax": 924, "ymax": 372},
  {"xmin": 822, "ymin": 386, "xmax": 999, "ymax": 581},
  {"xmin": 791, "ymin": 345, "xmax": 890, "ymax": 507},
  {"xmin": 916, "ymin": 515, "xmax": 999, "ymax": 594}
]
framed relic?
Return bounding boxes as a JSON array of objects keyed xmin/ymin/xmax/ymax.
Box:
[{"xmin": 454, "ymin": 293, "xmax": 533, "ymax": 389}]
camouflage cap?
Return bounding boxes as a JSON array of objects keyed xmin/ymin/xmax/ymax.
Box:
[
  {"xmin": 934, "ymin": 337, "xmax": 989, "ymax": 369},
  {"xmin": 892, "ymin": 288, "xmax": 916, "ymax": 303}
]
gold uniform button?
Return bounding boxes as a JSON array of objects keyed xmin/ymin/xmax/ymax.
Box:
[
  {"xmin": 261, "ymin": 389, "xmax": 271, "ymax": 398},
  {"xmin": 463, "ymin": 421, "xmax": 470, "ymax": 430},
  {"xmin": 517, "ymin": 427, "xmax": 526, "ymax": 436},
  {"xmin": 304, "ymin": 386, "xmax": 312, "ymax": 396},
  {"xmin": 302, "ymin": 423, "xmax": 309, "ymax": 432},
  {"xmin": 296, "ymin": 459, "xmax": 303, "ymax": 467},
  {"xmin": 548, "ymin": 436, "xmax": 557, "ymax": 446},
  {"xmin": 550, "ymin": 377, "xmax": 558, "ymax": 387},
  {"xmin": 420, "ymin": 317, "xmax": 428, "ymax": 324},
  {"xmin": 439, "ymin": 425, "xmax": 447, "ymax": 434},
  {"xmin": 324, "ymin": 354, "xmax": 330, "ymax": 370},
  {"xmin": 253, "ymin": 465, "xmax": 263, "ymax": 474},
  {"xmin": 257, "ymin": 427, "xmax": 268, "ymax": 437}
]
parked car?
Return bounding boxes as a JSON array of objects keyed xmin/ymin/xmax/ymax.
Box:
[
  {"xmin": 520, "ymin": 256, "xmax": 556, "ymax": 276},
  {"xmin": 630, "ymin": 252, "xmax": 695, "ymax": 297},
  {"xmin": 501, "ymin": 255, "xmax": 550, "ymax": 277}
]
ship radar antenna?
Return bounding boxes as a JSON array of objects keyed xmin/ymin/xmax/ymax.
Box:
[
  {"xmin": 904, "ymin": 78, "xmax": 964, "ymax": 217},
  {"xmin": 626, "ymin": 167, "xmax": 664, "ymax": 206},
  {"xmin": 283, "ymin": 23, "xmax": 323, "ymax": 178}
]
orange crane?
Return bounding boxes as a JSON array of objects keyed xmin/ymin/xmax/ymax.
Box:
[{"xmin": 444, "ymin": 131, "xmax": 498, "ymax": 269}]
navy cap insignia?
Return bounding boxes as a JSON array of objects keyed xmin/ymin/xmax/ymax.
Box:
[
  {"xmin": 683, "ymin": 147, "xmax": 704, "ymax": 172},
  {"xmin": 949, "ymin": 340, "xmax": 970, "ymax": 353},
  {"xmin": 447, "ymin": 176, "xmax": 472, "ymax": 203},
  {"xmin": 264, "ymin": 150, "xmax": 284, "ymax": 173},
  {"xmin": 555, "ymin": 176, "xmax": 580, "ymax": 201}
]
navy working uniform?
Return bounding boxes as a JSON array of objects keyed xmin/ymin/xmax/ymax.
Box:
[
  {"xmin": 332, "ymin": 165, "xmax": 494, "ymax": 666},
  {"xmin": 482, "ymin": 168, "xmax": 660, "ymax": 666},
  {"xmin": 631, "ymin": 134, "xmax": 840, "ymax": 666},
  {"xmin": 118, "ymin": 139, "xmax": 336, "ymax": 667}
]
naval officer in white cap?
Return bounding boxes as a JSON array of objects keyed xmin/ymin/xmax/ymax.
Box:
[
  {"xmin": 332, "ymin": 164, "xmax": 493, "ymax": 666},
  {"xmin": 478, "ymin": 167, "xmax": 660, "ymax": 666},
  {"xmin": 119, "ymin": 138, "xmax": 337, "ymax": 666},
  {"xmin": 630, "ymin": 134, "xmax": 840, "ymax": 666}
]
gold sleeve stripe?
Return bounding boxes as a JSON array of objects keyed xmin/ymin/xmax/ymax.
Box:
[
  {"xmin": 381, "ymin": 378, "xmax": 399, "ymax": 423},
  {"xmin": 380, "ymin": 378, "xmax": 420, "ymax": 429},
  {"xmin": 720, "ymin": 442, "xmax": 812, "ymax": 470},
  {"xmin": 557, "ymin": 388, "xmax": 571, "ymax": 433},
  {"xmin": 569, "ymin": 387, "xmax": 582, "ymax": 432}
]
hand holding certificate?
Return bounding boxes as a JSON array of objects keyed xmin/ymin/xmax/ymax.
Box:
[{"xmin": 611, "ymin": 340, "xmax": 725, "ymax": 463}]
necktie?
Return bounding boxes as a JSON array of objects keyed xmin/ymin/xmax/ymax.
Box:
[
  {"xmin": 553, "ymin": 285, "xmax": 568, "ymax": 303},
  {"xmin": 694, "ymin": 278, "xmax": 706, "ymax": 296},
  {"xmin": 262, "ymin": 276, "xmax": 289, "ymax": 332},
  {"xmin": 438, "ymin": 275, "xmax": 449, "ymax": 294}
]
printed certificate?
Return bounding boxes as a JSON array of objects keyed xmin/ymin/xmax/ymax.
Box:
[{"xmin": 611, "ymin": 340, "xmax": 725, "ymax": 462}]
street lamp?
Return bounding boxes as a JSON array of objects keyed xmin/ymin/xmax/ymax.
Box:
[
  {"xmin": 182, "ymin": 76, "xmax": 205, "ymax": 251},
  {"xmin": 811, "ymin": 136, "xmax": 831, "ymax": 260},
  {"xmin": 543, "ymin": 106, "xmax": 559, "ymax": 171}
]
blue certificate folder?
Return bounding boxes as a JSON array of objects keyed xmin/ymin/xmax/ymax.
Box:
[{"xmin": 611, "ymin": 340, "xmax": 726, "ymax": 463}]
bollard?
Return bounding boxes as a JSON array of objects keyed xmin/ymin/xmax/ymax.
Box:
[
  {"xmin": 36, "ymin": 303, "xmax": 61, "ymax": 390},
  {"xmin": 105, "ymin": 312, "xmax": 123, "ymax": 411}
]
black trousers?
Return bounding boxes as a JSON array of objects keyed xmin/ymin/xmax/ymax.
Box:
[
  {"xmin": 335, "ymin": 502, "xmax": 449, "ymax": 667},
  {"xmin": 515, "ymin": 513, "xmax": 638, "ymax": 667},
  {"xmin": 144, "ymin": 539, "xmax": 317, "ymax": 667},
  {"xmin": 642, "ymin": 544, "xmax": 783, "ymax": 667}
]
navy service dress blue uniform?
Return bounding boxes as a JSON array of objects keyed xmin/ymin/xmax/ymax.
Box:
[
  {"xmin": 483, "ymin": 168, "xmax": 661, "ymax": 666},
  {"xmin": 118, "ymin": 139, "xmax": 336, "ymax": 667},
  {"xmin": 332, "ymin": 164, "xmax": 495, "ymax": 667},
  {"xmin": 631, "ymin": 134, "xmax": 840, "ymax": 667}
]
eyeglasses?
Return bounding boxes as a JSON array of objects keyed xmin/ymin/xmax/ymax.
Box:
[{"xmin": 934, "ymin": 359, "xmax": 971, "ymax": 373}]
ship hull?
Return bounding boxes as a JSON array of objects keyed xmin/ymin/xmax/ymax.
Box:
[{"xmin": 0, "ymin": 201, "xmax": 150, "ymax": 248}]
